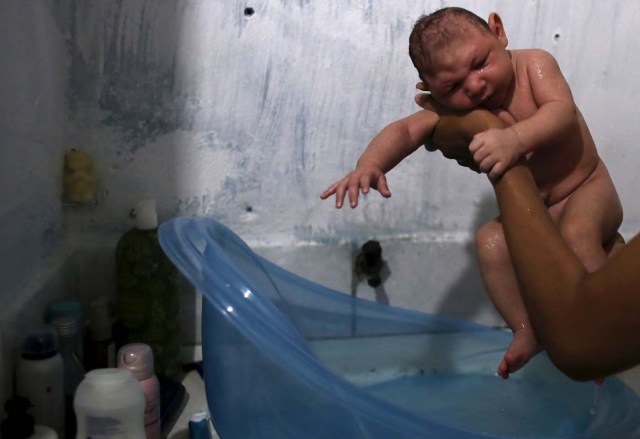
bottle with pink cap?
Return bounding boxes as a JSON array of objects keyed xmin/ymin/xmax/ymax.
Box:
[{"xmin": 117, "ymin": 343, "xmax": 161, "ymax": 439}]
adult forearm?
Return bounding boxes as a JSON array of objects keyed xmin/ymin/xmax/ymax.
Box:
[{"xmin": 491, "ymin": 162, "xmax": 592, "ymax": 375}]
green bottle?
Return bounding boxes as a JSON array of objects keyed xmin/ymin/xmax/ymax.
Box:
[{"xmin": 115, "ymin": 199, "xmax": 182, "ymax": 379}]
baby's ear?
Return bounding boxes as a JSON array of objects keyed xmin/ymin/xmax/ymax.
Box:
[{"xmin": 488, "ymin": 12, "xmax": 508, "ymax": 47}]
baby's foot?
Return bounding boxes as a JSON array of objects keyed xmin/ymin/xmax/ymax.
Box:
[{"xmin": 497, "ymin": 327, "xmax": 541, "ymax": 379}]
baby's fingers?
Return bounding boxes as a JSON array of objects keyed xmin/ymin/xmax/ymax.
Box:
[
  {"xmin": 319, "ymin": 183, "xmax": 338, "ymax": 200},
  {"xmin": 347, "ymin": 179, "xmax": 362, "ymax": 208},
  {"xmin": 376, "ymin": 175, "xmax": 391, "ymax": 198},
  {"xmin": 487, "ymin": 162, "xmax": 506, "ymax": 181},
  {"xmin": 320, "ymin": 180, "xmax": 349, "ymax": 209}
]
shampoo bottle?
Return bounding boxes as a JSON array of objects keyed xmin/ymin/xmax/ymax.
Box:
[{"xmin": 115, "ymin": 198, "xmax": 181, "ymax": 379}]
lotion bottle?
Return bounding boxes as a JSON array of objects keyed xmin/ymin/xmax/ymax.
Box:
[{"xmin": 74, "ymin": 368, "xmax": 145, "ymax": 439}]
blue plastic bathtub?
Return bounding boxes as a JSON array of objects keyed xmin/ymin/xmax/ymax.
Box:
[{"xmin": 159, "ymin": 217, "xmax": 640, "ymax": 438}]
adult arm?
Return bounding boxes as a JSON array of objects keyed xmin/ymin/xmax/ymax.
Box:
[
  {"xmin": 418, "ymin": 98, "xmax": 640, "ymax": 380},
  {"xmin": 493, "ymin": 163, "xmax": 640, "ymax": 380}
]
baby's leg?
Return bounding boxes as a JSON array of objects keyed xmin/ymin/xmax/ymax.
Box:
[
  {"xmin": 556, "ymin": 162, "xmax": 623, "ymax": 272},
  {"xmin": 475, "ymin": 219, "xmax": 541, "ymax": 379}
]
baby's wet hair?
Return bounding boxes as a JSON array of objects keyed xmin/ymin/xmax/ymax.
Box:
[{"xmin": 409, "ymin": 7, "xmax": 491, "ymax": 78}]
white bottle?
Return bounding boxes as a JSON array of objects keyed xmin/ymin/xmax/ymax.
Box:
[
  {"xmin": 15, "ymin": 326, "xmax": 65, "ymax": 436},
  {"xmin": 74, "ymin": 368, "xmax": 145, "ymax": 439}
]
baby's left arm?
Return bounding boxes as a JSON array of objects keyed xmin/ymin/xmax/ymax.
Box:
[
  {"xmin": 504, "ymin": 49, "xmax": 578, "ymax": 154},
  {"xmin": 469, "ymin": 50, "xmax": 578, "ymax": 179}
]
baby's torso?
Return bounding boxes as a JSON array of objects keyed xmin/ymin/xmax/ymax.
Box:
[{"xmin": 500, "ymin": 49, "xmax": 600, "ymax": 205}]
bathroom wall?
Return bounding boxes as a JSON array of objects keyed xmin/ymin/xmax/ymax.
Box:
[{"xmin": 2, "ymin": 0, "xmax": 640, "ymax": 411}]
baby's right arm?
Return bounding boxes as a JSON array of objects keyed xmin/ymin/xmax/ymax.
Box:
[{"xmin": 320, "ymin": 110, "xmax": 439, "ymax": 208}]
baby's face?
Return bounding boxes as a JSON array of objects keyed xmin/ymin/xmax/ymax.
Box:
[{"xmin": 422, "ymin": 27, "xmax": 513, "ymax": 111}]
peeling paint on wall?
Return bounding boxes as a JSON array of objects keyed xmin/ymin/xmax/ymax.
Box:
[{"xmin": 4, "ymin": 0, "xmax": 640, "ymax": 263}]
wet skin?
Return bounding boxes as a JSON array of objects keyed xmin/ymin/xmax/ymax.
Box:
[{"xmin": 415, "ymin": 93, "xmax": 507, "ymax": 171}]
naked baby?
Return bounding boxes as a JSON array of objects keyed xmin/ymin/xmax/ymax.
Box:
[{"xmin": 321, "ymin": 7, "xmax": 623, "ymax": 379}]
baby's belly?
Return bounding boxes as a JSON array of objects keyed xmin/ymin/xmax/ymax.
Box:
[{"xmin": 529, "ymin": 152, "xmax": 600, "ymax": 206}]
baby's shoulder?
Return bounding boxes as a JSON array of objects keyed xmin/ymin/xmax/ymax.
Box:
[{"xmin": 512, "ymin": 48, "xmax": 558, "ymax": 64}]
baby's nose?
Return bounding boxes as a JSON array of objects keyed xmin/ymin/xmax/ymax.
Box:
[{"xmin": 465, "ymin": 76, "xmax": 485, "ymax": 97}]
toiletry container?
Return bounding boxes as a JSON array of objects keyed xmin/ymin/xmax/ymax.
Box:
[
  {"xmin": 15, "ymin": 326, "xmax": 64, "ymax": 436},
  {"xmin": 74, "ymin": 368, "xmax": 145, "ymax": 439},
  {"xmin": 1, "ymin": 397, "xmax": 58, "ymax": 439},
  {"xmin": 47, "ymin": 299, "xmax": 84, "ymax": 360},
  {"xmin": 117, "ymin": 343, "xmax": 161, "ymax": 439},
  {"xmin": 51, "ymin": 316, "xmax": 85, "ymax": 439},
  {"xmin": 115, "ymin": 198, "xmax": 182, "ymax": 379},
  {"xmin": 85, "ymin": 296, "xmax": 116, "ymax": 370}
]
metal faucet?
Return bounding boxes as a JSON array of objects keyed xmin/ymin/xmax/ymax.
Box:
[{"xmin": 354, "ymin": 240, "xmax": 385, "ymax": 287}]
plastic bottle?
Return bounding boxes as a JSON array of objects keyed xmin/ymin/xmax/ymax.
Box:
[
  {"xmin": 74, "ymin": 368, "xmax": 145, "ymax": 439},
  {"xmin": 47, "ymin": 299, "xmax": 84, "ymax": 361},
  {"xmin": 115, "ymin": 198, "xmax": 182, "ymax": 379},
  {"xmin": 15, "ymin": 326, "xmax": 64, "ymax": 436},
  {"xmin": 117, "ymin": 343, "xmax": 161, "ymax": 439},
  {"xmin": 85, "ymin": 296, "xmax": 116, "ymax": 370},
  {"xmin": 1, "ymin": 397, "xmax": 58, "ymax": 439},
  {"xmin": 51, "ymin": 316, "xmax": 85, "ymax": 439}
]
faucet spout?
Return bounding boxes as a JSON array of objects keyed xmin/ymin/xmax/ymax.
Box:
[{"xmin": 354, "ymin": 240, "xmax": 384, "ymax": 287}]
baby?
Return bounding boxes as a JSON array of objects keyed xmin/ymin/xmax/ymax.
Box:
[{"xmin": 320, "ymin": 7, "xmax": 623, "ymax": 379}]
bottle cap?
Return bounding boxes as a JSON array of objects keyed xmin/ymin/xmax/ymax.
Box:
[
  {"xmin": 21, "ymin": 326, "xmax": 58, "ymax": 360},
  {"xmin": 134, "ymin": 198, "xmax": 158, "ymax": 230},
  {"xmin": 118, "ymin": 343, "xmax": 155, "ymax": 380},
  {"xmin": 48, "ymin": 300, "xmax": 82, "ymax": 322},
  {"xmin": 51, "ymin": 316, "xmax": 77, "ymax": 338}
]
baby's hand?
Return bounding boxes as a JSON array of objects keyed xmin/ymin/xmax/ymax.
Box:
[
  {"xmin": 468, "ymin": 127, "xmax": 523, "ymax": 179},
  {"xmin": 320, "ymin": 164, "xmax": 391, "ymax": 208}
]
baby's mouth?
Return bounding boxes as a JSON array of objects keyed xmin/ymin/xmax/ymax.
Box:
[{"xmin": 479, "ymin": 93, "xmax": 492, "ymax": 106}]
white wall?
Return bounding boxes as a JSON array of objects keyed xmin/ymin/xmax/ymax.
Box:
[
  {"xmin": 0, "ymin": 1, "xmax": 68, "ymax": 311},
  {"xmin": 2, "ymin": 0, "xmax": 640, "ymax": 411},
  {"xmin": 47, "ymin": 0, "xmax": 640, "ymax": 246}
]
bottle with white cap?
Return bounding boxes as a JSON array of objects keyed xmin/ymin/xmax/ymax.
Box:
[
  {"xmin": 117, "ymin": 343, "xmax": 161, "ymax": 439},
  {"xmin": 74, "ymin": 368, "xmax": 145, "ymax": 438},
  {"xmin": 114, "ymin": 198, "xmax": 182, "ymax": 380}
]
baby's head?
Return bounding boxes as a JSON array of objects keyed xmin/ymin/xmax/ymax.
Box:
[
  {"xmin": 409, "ymin": 7, "xmax": 512, "ymax": 111},
  {"xmin": 409, "ymin": 7, "xmax": 492, "ymax": 79}
]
